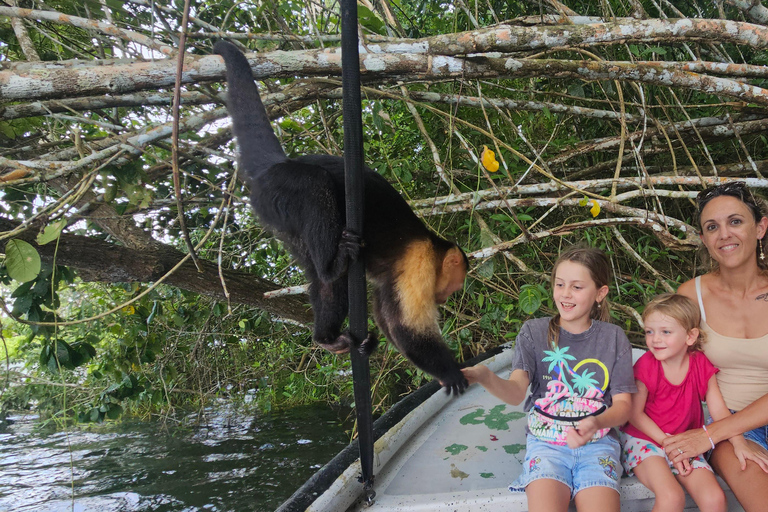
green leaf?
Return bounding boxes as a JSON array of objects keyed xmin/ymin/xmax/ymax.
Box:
[
  {"xmin": 476, "ymin": 258, "xmax": 495, "ymax": 279},
  {"xmin": 518, "ymin": 285, "xmax": 542, "ymax": 315},
  {"xmin": 36, "ymin": 219, "xmax": 67, "ymax": 246},
  {"xmin": 106, "ymin": 404, "xmax": 123, "ymax": 420},
  {"xmin": 5, "ymin": 239, "xmax": 41, "ymax": 282},
  {"xmin": 358, "ymin": 4, "xmax": 387, "ymax": 35}
]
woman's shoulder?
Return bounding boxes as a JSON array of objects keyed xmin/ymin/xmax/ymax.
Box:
[{"xmin": 677, "ymin": 275, "xmax": 701, "ymax": 301}]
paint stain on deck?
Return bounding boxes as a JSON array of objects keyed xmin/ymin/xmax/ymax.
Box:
[
  {"xmin": 503, "ymin": 444, "xmax": 526, "ymax": 454},
  {"xmin": 459, "ymin": 404, "xmax": 526, "ymax": 430},
  {"xmin": 450, "ymin": 464, "xmax": 469, "ymax": 480},
  {"xmin": 445, "ymin": 443, "xmax": 468, "ymax": 455}
]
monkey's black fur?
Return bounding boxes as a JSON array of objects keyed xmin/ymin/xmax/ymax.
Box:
[{"xmin": 214, "ymin": 40, "xmax": 468, "ymax": 395}]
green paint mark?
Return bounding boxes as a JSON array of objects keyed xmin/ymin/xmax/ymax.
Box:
[
  {"xmin": 476, "ymin": 446, "xmax": 488, "ymax": 452},
  {"xmin": 480, "ymin": 472, "xmax": 495, "ymax": 479},
  {"xmin": 503, "ymin": 443, "xmax": 526, "ymax": 454},
  {"xmin": 459, "ymin": 408, "xmax": 486, "ymax": 426},
  {"xmin": 459, "ymin": 404, "xmax": 526, "ymax": 431},
  {"xmin": 445, "ymin": 443, "xmax": 468, "ymax": 455}
]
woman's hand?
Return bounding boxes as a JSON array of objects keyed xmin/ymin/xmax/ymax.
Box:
[
  {"xmin": 662, "ymin": 428, "xmax": 711, "ymax": 465},
  {"xmin": 730, "ymin": 436, "xmax": 768, "ymax": 473}
]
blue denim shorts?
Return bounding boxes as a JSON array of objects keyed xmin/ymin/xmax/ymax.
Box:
[
  {"xmin": 727, "ymin": 410, "xmax": 768, "ymax": 450},
  {"xmin": 509, "ymin": 434, "xmax": 622, "ymax": 497},
  {"xmin": 743, "ymin": 424, "xmax": 768, "ymax": 450}
]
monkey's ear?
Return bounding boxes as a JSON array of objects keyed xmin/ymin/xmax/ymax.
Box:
[
  {"xmin": 442, "ymin": 246, "xmax": 465, "ymax": 271},
  {"xmin": 435, "ymin": 246, "xmax": 467, "ymax": 303}
]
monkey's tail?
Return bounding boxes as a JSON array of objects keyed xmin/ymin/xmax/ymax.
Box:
[{"xmin": 213, "ymin": 40, "xmax": 287, "ymax": 178}]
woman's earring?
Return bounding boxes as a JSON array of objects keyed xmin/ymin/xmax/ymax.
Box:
[{"xmin": 760, "ymin": 239, "xmax": 765, "ymax": 261}]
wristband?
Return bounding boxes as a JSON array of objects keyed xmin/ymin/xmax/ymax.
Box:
[{"xmin": 702, "ymin": 424, "xmax": 716, "ymax": 451}]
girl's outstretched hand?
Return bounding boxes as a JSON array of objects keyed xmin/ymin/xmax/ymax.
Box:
[{"xmin": 461, "ymin": 365, "xmax": 492, "ymax": 386}]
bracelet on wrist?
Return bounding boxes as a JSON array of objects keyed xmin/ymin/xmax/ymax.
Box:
[{"xmin": 702, "ymin": 424, "xmax": 716, "ymax": 451}]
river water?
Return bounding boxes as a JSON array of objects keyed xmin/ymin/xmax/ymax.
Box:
[{"xmin": 0, "ymin": 404, "xmax": 355, "ymax": 512}]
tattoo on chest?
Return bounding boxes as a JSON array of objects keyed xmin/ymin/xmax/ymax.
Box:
[{"xmin": 757, "ymin": 293, "xmax": 768, "ymax": 302}]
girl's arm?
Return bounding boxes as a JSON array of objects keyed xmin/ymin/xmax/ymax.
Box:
[
  {"xmin": 462, "ymin": 366, "xmax": 530, "ymax": 406},
  {"xmin": 626, "ymin": 380, "xmax": 667, "ymax": 446},
  {"xmin": 705, "ymin": 375, "xmax": 768, "ymax": 472},
  {"xmin": 566, "ymin": 392, "xmax": 632, "ymax": 449}
]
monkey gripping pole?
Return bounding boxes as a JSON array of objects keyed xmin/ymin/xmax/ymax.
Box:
[{"xmin": 340, "ymin": 0, "xmax": 376, "ymax": 503}]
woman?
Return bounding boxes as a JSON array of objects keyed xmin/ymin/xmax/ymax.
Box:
[{"xmin": 663, "ymin": 181, "xmax": 768, "ymax": 511}]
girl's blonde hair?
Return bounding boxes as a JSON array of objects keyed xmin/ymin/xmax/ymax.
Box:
[
  {"xmin": 548, "ymin": 246, "xmax": 611, "ymax": 349},
  {"xmin": 642, "ymin": 293, "xmax": 706, "ymax": 351}
]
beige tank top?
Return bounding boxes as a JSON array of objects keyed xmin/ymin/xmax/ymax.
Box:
[{"xmin": 695, "ymin": 276, "xmax": 768, "ymax": 411}]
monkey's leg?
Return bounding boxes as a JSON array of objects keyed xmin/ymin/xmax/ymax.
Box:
[
  {"xmin": 309, "ymin": 275, "xmax": 352, "ymax": 354},
  {"xmin": 290, "ymin": 168, "xmax": 360, "ymax": 283}
]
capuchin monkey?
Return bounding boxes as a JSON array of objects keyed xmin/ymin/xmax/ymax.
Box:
[{"xmin": 214, "ymin": 41, "xmax": 469, "ymax": 395}]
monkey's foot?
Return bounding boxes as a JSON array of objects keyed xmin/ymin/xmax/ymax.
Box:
[
  {"xmin": 316, "ymin": 336, "xmax": 352, "ymax": 355},
  {"xmin": 339, "ymin": 229, "xmax": 363, "ymax": 261}
]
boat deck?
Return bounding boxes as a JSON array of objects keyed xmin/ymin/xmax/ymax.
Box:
[{"xmin": 308, "ymin": 347, "xmax": 744, "ymax": 512}]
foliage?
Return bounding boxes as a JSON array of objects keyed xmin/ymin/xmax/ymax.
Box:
[{"xmin": 1, "ymin": 0, "xmax": 768, "ymax": 425}]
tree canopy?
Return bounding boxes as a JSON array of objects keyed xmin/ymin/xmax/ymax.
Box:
[{"xmin": 1, "ymin": 0, "xmax": 767, "ymax": 422}]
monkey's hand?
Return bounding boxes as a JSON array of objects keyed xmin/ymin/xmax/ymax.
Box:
[
  {"xmin": 358, "ymin": 332, "xmax": 379, "ymax": 357},
  {"xmin": 440, "ymin": 366, "xmax": 469, "ymax": 397}
]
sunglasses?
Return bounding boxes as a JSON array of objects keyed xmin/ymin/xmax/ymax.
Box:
[{"xmin": 696, "ymin": 181, "xmax": 761, "ymax": 219}]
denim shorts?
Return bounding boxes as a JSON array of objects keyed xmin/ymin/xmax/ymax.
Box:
[
  {"xmin": 728, "ymin": 410, "xmax": 768, "ymax": 450},
  {"xmin": 743, "ymin": 424, "xmax": 768, "ymax": 450},
  {"xmin": 509, "ymin": 434, "xmax": 622, "ymax": 497}
]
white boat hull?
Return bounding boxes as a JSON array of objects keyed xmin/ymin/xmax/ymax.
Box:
[{"xmin": 307, "ymin": 347, "xmax": 745, "ymax": 512}]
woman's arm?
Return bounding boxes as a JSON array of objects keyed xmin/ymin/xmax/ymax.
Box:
[
  {"xmin": 703, "ymin": 376, "xmax": 768, "ymax": 472},
  {"xmin": 462, "ymin": 366, "xmax": 530, "ymax": 406},
  {"xmin": 664, "ymin": 392, "xmax": 768, "ymax": 463}
]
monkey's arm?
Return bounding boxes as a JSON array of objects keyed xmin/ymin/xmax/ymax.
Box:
[{"xmin": 372, "ymin": 290, "xmax": 466, "ymax": 395}]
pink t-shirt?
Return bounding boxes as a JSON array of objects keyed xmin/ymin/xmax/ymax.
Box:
[{"xmin": 622, "ymin": 350, "xmax": 718, "ymax": 446}]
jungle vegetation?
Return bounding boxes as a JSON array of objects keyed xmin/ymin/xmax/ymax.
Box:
[{"xmin": 1, "ymin": 0, "xmax": 767, "ymax": 425}]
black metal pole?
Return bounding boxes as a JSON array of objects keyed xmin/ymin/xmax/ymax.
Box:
[{"xmin": 340, "ymin": 0, "xmax": 375, "ymax": 500}]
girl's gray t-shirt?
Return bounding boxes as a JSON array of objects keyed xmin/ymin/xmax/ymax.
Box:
[{"xmin": 511, "ymin": 317, "xmax": 637, "ymax": 413}]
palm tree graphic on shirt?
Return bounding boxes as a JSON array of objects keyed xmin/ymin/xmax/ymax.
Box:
[{"xmin": 539, "ymin": 346, "xmax": 605, "ymax": 411}]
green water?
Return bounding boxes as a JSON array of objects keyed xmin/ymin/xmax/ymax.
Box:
[{"xmin": 0, "ymin": 404, "xmax": 355, "ymax": 511}]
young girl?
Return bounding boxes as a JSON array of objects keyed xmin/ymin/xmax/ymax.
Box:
[
  {"xmin": 463, "ymin": 247, "xmax": 635, "ymax": 512},
  {"xmin": 620, "ymin": 293, "xmax": 750, "ymax": 512}
]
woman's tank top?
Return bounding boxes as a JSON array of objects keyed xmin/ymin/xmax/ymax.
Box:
[{"xmin": 695, "ymin": 276, "xmax": 768, "ymax": 411}]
